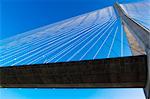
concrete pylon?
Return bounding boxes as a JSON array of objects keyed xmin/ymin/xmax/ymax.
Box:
[{"xmin": 114, "ymin": 3, "xmax": 150, "ymax": 99}]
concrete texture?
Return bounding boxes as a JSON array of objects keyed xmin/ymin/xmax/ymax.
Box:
[
  {"xmin": 114, "ymin": 3, "xmax": 150, "ymax": 98},
  {"xmin": 0, "ymin": 55, "xmax": 147, "ymax": 88}
]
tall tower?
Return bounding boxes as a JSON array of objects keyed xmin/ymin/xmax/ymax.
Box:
[{"xmin": 114, "ymin": 2, "xmax": 150, "ymax": 98}]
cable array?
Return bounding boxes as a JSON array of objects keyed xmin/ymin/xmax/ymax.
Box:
[{"xmin": 0, "ymin": 6, "xmax": 132, "ymax": 66}]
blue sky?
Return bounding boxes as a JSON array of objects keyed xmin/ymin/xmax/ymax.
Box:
[
  {"xmin": 0, "ymin": 0, "xmax": 147, "ymax": 99},
  {"xmin": 1, "ymin": 0, "xmax": 115, "ymax": 40},
  {"xmin": 0, "ymin": 0, "xmax": 143, "ymax": 40},
  {"xmin": 0, "ymin": 88, "xmax": 146, "ymax": 99}
]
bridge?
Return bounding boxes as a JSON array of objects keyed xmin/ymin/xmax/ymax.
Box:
[{"xmin": 0, "ymin": 2, "xmax": 149, "ymax": 99}]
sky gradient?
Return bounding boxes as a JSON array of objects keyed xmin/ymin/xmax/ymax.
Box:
[
  {"xmin": 0, "ymin": 0, "xmax": 144, "ymax": 40},
  {"xmin": 1, "ymin": 0, "xmax": 116, "ymax": 40},
  {"xmin": 0, "ymin": 88, "xmax": 146, "ymax": 99}
]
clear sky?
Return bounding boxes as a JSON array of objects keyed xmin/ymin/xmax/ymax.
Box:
[
  {"xmin": 0, "ymin": 0, "xmax": 115, "ymax": 40},
  {"xmin": 0, "ymin": 0, "xmax": 148, "ymax": 99},
  {"xmin": 0, "ymin": 88, "xmax": 146, "ymax": 99},
  {"xmin": 0, "ymin": 0, "xmax": 144, "ymax": 40}
]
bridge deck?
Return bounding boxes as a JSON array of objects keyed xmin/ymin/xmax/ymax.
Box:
[{"xmin": 0, "ymin": 55, "xmax": 147, "ymax": 88}]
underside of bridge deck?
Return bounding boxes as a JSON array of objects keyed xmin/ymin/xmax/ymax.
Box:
[{"xmin": 0, "ymin": 55, "xmax": 147, "ymax": 88}]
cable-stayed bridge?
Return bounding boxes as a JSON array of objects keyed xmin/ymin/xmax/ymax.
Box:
[{"xmin": 0, "ymin": 1, "xmax": 149, "ymax": 98}]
